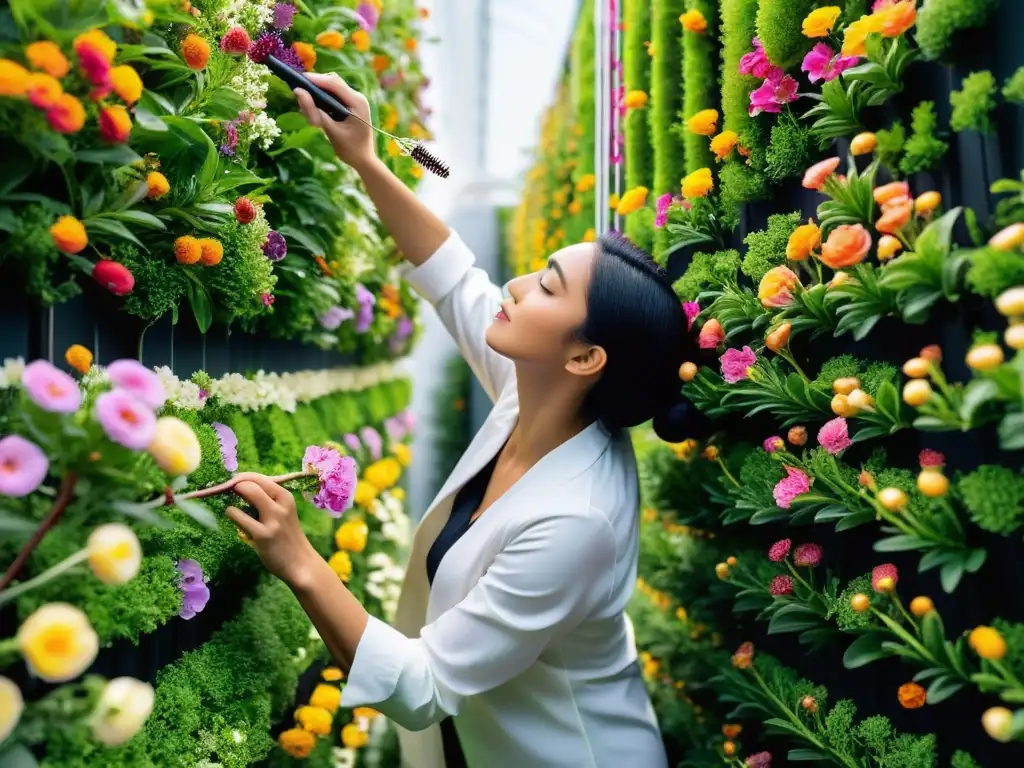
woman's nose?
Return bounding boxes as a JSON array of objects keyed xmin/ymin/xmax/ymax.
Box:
[{"xmin": 505, "ymin": 276, "xmax": 525, "ymax": 301}]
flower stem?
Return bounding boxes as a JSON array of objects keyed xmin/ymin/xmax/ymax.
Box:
[
  {"xmin": 173, "ymin": 470, "xmax": 312, "ymax": 503},
  {"xmin": 780, "ymin": 350, "xmax": 809, "ymax": 381},
  {"xmin": 0, "ymin": 472, "xmax": 79, "ymax": 592},
  {"xmin": 0, "ymin": 549, "xmax": 90, "ymax": 607},
  {"xmin": 715, "ymin": 458, "xmax": 741, "ymax": 488}
]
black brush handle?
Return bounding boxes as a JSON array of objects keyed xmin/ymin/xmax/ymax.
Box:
[{"xmin": 265, "ymin": 54, "xmax": 351, "ymax": 122}]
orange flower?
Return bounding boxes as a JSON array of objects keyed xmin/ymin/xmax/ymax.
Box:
[
  {"xmin": 710, "ymin": 130, "xmax": 738, "ymax": 161},
  {"xmin": 786, "ymin": 221, "xmax": 820, "ymax": 261},
  {"xmin": 687, "ymin": 109, "xmax": 718, "ymax": 136},
  {"xmin": 46, "ymin": 93, "xmax": 85, "ymax": 133},
  {"xmin": 758, "ymin": 266, "xmax": 800, "ymax": 308},
  {"xmin": 50, "ymin": 216, "xmax": 88, "ymax": 254},
  {"xmin": 404, "ymin": 38, "xmax": 418, "ymax": 53},
  {"xmin": 146, "ymin": 171, "xmax": 170, "ymax": 200},
  {"xmin": 26, "ymin": 73, "xmax": 63, "ymax": 109},
  {"xmin": 292, "ymin": 42, "xmax": 316, "ymax": 71},
  {"xmin": 877, "ymin": 1, "xmax": 916, "ymax": 37},
  {"xmin": 180, "ymin": 33, "xmax": 210, "ymax": 70},
  {"xmin": 316, "ymin": 30, "xmax": 345, "ymax": 50},
  {"xmin": 679, "ymin": 9, "xmax": 708, "ymax": 33},
  {"xmin": 821, "ymin": 224, "xmax": 872, "ymax": 269},
  {"xmin": 65, "ymin": 344, "xmax": 93, "ymax": 374},
  {"xmin": 419, "ymin": 7, "xmax": 430, "ymax": 19},
  {"xmin": 278, "ymin": 728, "xmax": 315, "ymax": 758},
  {"xmin": 351, "ymin": 29, "xmax": 371, "ymax": 52},
  {"xmin": 914, "ymin": 191, "xmax": 941, "ymax": 216},
  {"xmin": 850, "ymin": 132, "xmax": 877, "ymax": 156},
  {"xmin": 624, "ymin": 90, "xmax": 648, "ymax": 109},
  {"xmin": 876, "ymin": 202, "xmax": 912, "ymax": 235},
  {"xmin": 0, "ymin": 59, "xmax": 30, "ymax": 96},
  {"xmin": 25, "ymin": 41, "xmax": 70, "ymax": 78},
  {"xmin": 897, "ymin": 682, "xmax": 926, "ymax": 709},
  {"xmin": 174, "ymin": 235, "xmax": 203, "ymax": 265},
  {"xmin": 372, "ymin": 54, "xmax": 390, "ymax": 73},
  {"xmin": 766, "ymin": 323, "xmax": 792, "ymax": 353},
  {"xmin": 722, "ymin": 724, "xmax": 742, "ymax": 739},
  {"xmin": 731, "ymin": 642, "xmax": 754, "ymax": 670},
  {"xmin": 74, "ymin": 29, "xmax": 117, "ymax": 63},
  {"xmin": 198, "ymin": 238, "xmax": 223, "ymax": 266},
  {"xmin": 802, "ymin": 157, "xmax": 840, "ymax": 191},
  {"xmin": 99, "ymin": 105, "xmax": 132, "ymax": 143},
  {"xmin": 874, "ymin": 181, "xmax": 909, "ymax": 206},
  {"xmin": 110, "ymin": 65, "xmax": 143, "ymax": 105}
]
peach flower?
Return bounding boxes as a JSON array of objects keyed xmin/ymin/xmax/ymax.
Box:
[
  {"xmin": 802, "ymin": 157, "xmax": 840, "ymax": 191},
  {"xmin": 820, "ymin": 224, "xmax": 871, "ymax": 269}
]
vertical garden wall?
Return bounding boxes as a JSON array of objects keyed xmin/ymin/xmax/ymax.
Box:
[
  {"xmin": 509, "ymin": 0, "xmax": 1024, "ymax": 765},
  {"xmin": 0, "ymin": 1, "xmax": 427, "ymax": 765}
]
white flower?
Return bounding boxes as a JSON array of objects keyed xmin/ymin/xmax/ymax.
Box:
[
  {"xmin": 369, "ymin": 499, "xmax": 391, "ymax": 523},
  {"xmin": 229, "ymin": 58, "xmax": 270, "ymax": 110},
  {"xmin": 332, "ymin": 747, "xmax": 358, "ymax": 768},
  {"xmin": 87, "ymin": 524, "xmax": 142, "ymax": 585},
  {"xmin": 366, "ymin": 581, "xmax": 386, "ymax": 600},
  {"xmin": 232, "ymin": 729, "xmax": 244, "ymax": 744},
  {"xmin": 225, "ymin": 0, "xmax": 274, "ymax": 33},
  {"xmin": 155, "ymin": 366, "xmax": 205, "ymax": 410},
  {"xmin": 251, "ymin": 111, "xmax": 281, "ymax": 150},
  {"xmin": 0, "ymin": 676, "xmax": 24, "ymax": 743},
  {"xmin": 90, "ymin": 677, "xmax": 154, "ymax": 746},
  {"xmin": 367, "ymin": 552, "xmax": 394, "ymax": 569},
  {"xmin": 0, "ymin": 357, "xmax": 25, "ymax": 389}
]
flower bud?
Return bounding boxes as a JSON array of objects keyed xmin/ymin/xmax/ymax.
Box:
[
  {"xmin": 850, "ymin": 593, "xmax": 871, "ymax": 613},
  {"xmin": 919, "ymin": 344, "xmax": 942, "ymax": 362},
  {"xmin": 966, "ymin": 343, "xmax": 1005, "ymax": 371},
  {"xmin": 765, "ymin": 322, "xmax": 792, "ymax": 352},
  {"xmin": 850, "ymin": 132, "xmax": 877, "ymax": 156},
  {"xmin": 858, "ymin": 470, "xmax": 876, "ymax": 490},
  {"xmin": 902, "ymin": 379, "xmax": 932, "ymax": 406},
  {"xmin": 832, "ymin": 376, "xmax": 860, "ymax": 395},
  {"xmin": 916, "ymin": 469, "xmax": 949, "ymax": 498},
  {"xmin": 90, "ymin": 677, "xmax": 155, "ymax": 746},
  {"xmin": 715, "ymin": 562, "xmax": 731, "ymax": 580},
  {"xmin": 831, "ymin": 393, "xmax": 859, "ymax": 417},
  {"xmin": 969, "ymin": 626, "xmax": 1008, "ymax": 660},
  {"xmin": 726, "ymin": 556, "xmax": 737, "ymax": 567},
  {"xmin": 878, "ymin": 487, "xmax": 908, "ymax": 512},
  {"xmin": 847, "ymin": 388, "xmax": 874, "ymax": 411},
  {"xmin": 1005, "ymin": 323, "xmax": 1024, "ymax": 351},
  {"xmin": 914, "ymin": 191, "xmax": 941, "ymax": 216},
  {"xmin": 995, "ymin": 286, "xmax": 1024, "ymax": 317},
  {"xmin": 723, "ymin": 741, "xmax": 736, "ymax": 756},
  {"xmin": 901, "ymin": 357, "xmax": 929, "ymax": 378},
  {"xmin": 801, "ymin": 695, "xmax": 818, "ymax": 713},
  {"xmin": 877, "ymin": 235, "xmax": 903, "ymax": 261},
  {"xmin": 982, "ymin": 707, "xmax": 1013, "ymax": 743},
  {"xmin": 787, "ymin": 426, "xmax": 807, "ymax": 446},
  {"xmin": 148, "ymin": 416, "xmax": 202, "ymax": 476},
  {"xmin": 679, "ymin": 361, "xmax": 698, "ymax": 381},
  {"xmin": 909, "ymin": 596, "xmax": 934, "ymax": 617},
  {"xmin": 828, "ymin": 271, "xmax": 851, "ymax": 289},
  {"xmin": 87, "ymin": 523, "xmax": 142, "ymax": 585},
  {"xmin": 989, "ymin": 223, "xmax": 1024, "ymax": 252}
]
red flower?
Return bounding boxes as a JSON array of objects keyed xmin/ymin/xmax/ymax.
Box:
[
  {"xmin": 793, "ymin": 543, "xmax": 823, "ymax": 567},
  {"xmin": 234, "ymin": 197, "xmax": 256, "ymax": 224},
  {"xmin": 220, "ymin": 26, "xmax": 251, "ymax": 55},
  {"xmin": 77, "ymin": 43, "xmax": 111, "ymax": 88},
  {"xmin": 768, "ymin": 538, "xmax": 791, "ymax": 562},
  {"xmin": 92, "ymin": 260, "xmax": 134, "ymax": 296},
  {"xmin": 871, "ymin": 563, "xmax": 899, "ymax": 593},
  {"xmin": 770, "ymin": 575, "xmax": 793, "ymax": 596},
  {"xmin": 918, "ymin": 449, "xmax": 945, "ymax": 469},
  {"xmin": 731, "ymin": 642, "xmax": 755, "ymax": 669}
]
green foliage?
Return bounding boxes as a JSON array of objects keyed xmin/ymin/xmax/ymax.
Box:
[
  {"xmin": 250, "ymin": 406, "xmax": 303, "ymax": 472},
  {"xmin": 719, "ymin": 157, "xmax": 769, "ymax": 211},
  {"xmin": 900, "ymin": 102, "xmax": 948, "ymax": 179},
  {"xmin": 916, "ymin": 0, "xmax": 999, "ymax": 61},
  {"xmin": 765, "ymin": 111, "xmax": 814, "ymax": 183},
  {"xmin": 958, "ymin": 465, "xmax": 1024, "ymax": 534},
  {"xmin": 874, "ymin": 120, "xmax": 906, "ymax": 175},
  {"xmin": 741, "ymin": 212, "xmax": 801, "ymax": 282},
  {"xmin": 623, "ymin": 0, "xmax": 653, "ymax": 191},
  {"xmin": 116, "ymin": 243, "xmax": 190, "ymax": 322},
  {"xmin": 0, "ymin": 203, "xmax": 81, "ymax": 306},
  {"xmin": 966, "ymin": 246, "xmax": 1024, "ymax": 298},
  {"xmin": 951, "ymin": 751, "xmax": 984, "ymax": 768},
  {"xmin": 226, "ymin": 410, "xmax": 261, "ymax": 471},
  {"xmin": 950, "ymin": 71, "xmax": 998, "ymax": 134},
  {"xmin": 569, "ymin": 0, "xmax": 596, "ymax": 244},
  {"xmin": 211, "ymin": 209, "xmax": 277, "ymax": 324},
  {"xmin": 672, "ymin": 249, "xmax": 742, "ymax": 301},
  {"xmin": 1003, "ymin": 66, "xmax": 1024, "ymax": 104},
  {"xmin": 680, "ymin": 0, "xmax": 718, "ymax": 174},
  {"xmin": 626, "ymin": 206, "xmax": 656, "ymax": 253},
  {"xmin": 755, "ymin": 0, "xmax": 816, "ymax": 69},
  {"xmin": 855, "ymin": 715, "xmax": 937, "ymax": 768},
  {"xmin": 433, "ymin": 356, "xmax": 473, "ymax": 494},
  {"xmin": 720, "ymin": 0, "xmax": 767, "ymax": 205},
  {"xmin": 650, "ymin": 0, "xmax": 688, "ymax": 253},
  {"xmin": 827, "ymin": 574, "xmax": 877, "ymax": 631}
]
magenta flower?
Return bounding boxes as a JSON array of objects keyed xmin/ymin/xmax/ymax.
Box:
[
  {"xmin": 211, "ymin": 422, "xmax": 238, "ymax": 472},
  {"xmin": 354, "ymin": 284, "xmax": 376, "ymax": 334},
  {"xmin": 303, "ymin": 445, "xmax": 342, "ymax": 476},
  {"xmin": 319, "ymin": 305, "xmax": 355, "ymax": 331},
  {"xmin": 746, "ymin": 752, "xmax": 772, "ymax": 768},
  {"xmin": 655, "ymin": 193, "xmax": 673, "ymax": 228},
  {"xmin": 302, "ymin": 445, "xmax": 357, "ymax": 515},
  {"xmin": 720, "ymin": 346, "xmax": 757, "ymax": 384},
  {"xmin": 801, "ymin": 43, "xmax": 858, "ymax": 84},
  {"xmin": 682, "ymin": 301, "xmax": 700, "ymax": 330},
  {"xmin": 871, "ymin": 563, "xmax": 899, "ymax": 593},
  {"xmin": 0, "ymin": 435, "xmax": 49, "ymax": 497},
  {"xmin": 262, "ymin": 231, "xmax": 287, "ymax": 262},
  {"xmin": 919, "ymin": 449, "xmax": 945, "ymax": 468},
  {"xmin": 399, "ymin": 409, "xmax": 417, "ymax": 433},
  {"xmin": 343, "ymin": 433, "xmax": 362, "ymax": 454},
  {"xmin": 95, "ymin": 390, "xmax": 157, "ymax": 449},
  {"xmin": 698, "ymin": 319, "xmax": 725, "ymax": 349},
  {"xmin": 768, "ymin": 538, "xmax": 791, "ymax": 562},
  {"xmin": 22, "ymin": 360, "xmax": 81, "ymax": 413},
  {"xmin": 220, "ymin": 120, "xmax": 239, "ymax": 156},
  {"xmin": 107, "ymin": 360, "xmax": 166, "ymax": 410},
  {"xmin": 738, "ymin": 38, "xmax": 775, "ymax": 79},
  {"xmin": 817, "ymin": 417, "xmax": 851, "ymax": 455},
  {"xmin": 763, "ymin": 436, "xmax": 784, "ymax": 453},
  {"xmin": 773, "ymin": 466, "xmax": 811, "ymax": 509},
  {"xmin": 261, "ymin": 292, "xmax": 275, "ymax": 307},
  {"xmin": 359, "ymin": 426, "xmax": 383, "ymax": 460},
  {"xmin": 770, "ymin": 574, "xmax": 794, "ymax": 596},
  {"xmin": 749, "ymin": 70, "xmax": 799, "ymax": 116},
  {"xmin": 793, "ymin": 543, "xmax": 823, "ymax": 567},
  {"xmin": 177, "ymin": 559, "xmax": 210, "ymax": 620},
  {"xmin": 272, "ymin": 2, "xmax": 297, "ymax": 29}
]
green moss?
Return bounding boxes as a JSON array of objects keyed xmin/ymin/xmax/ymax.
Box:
[
  {"xmin": 950, "ymin": 71, "xmax": 998, "ymax": 134},
  {"xmin": 765, "ymin": 111, "xmax": 814, "ymax": 183},
  {"xmin": 958, "ymin": 465, "xmax": 1024, "ymax": 534},
  {"xmin": 626, "ymin": 206, "xmax": 657, "ymax": 253},
  {"xmin": 189, "ymin": 421, "xmax": 232, "ymax": 490},
  {"xmin": 741, "ymin": 212, "xmax": 801, "ymax": 282},
  {"xmin": 1003, "ymin": 66, "xmax": 1024, "ymax": 104},
  {"xmin": 250, "ymin": 406, "xmax": 303, "ymax": 472},
  {"xmin": 720, "ymin": 0, "xmax": 767, "ymax": 205},
  {"xmin": 874, "ymin": 120, "xmax": 906, "ymax": 175},
  {"xmin": 226, "ymin": 410, "xmax": 261, "ymax": 471},
  {"xmin": 951, "ymin": 751, "xmax": 984, "ymax": 768},
  {"xmin": 916, "ymin": 0, "xmax": 998, "ymax": 61},
  {"xmin": 828, "ymin": 574, "xmax": 877, "ymax": 631},
  {"xmin": 719, "ymin": 157, "xmax": 769, "ymax": 210},
  {"xmin": 115, "ymin": 244, "xmax": 189, "ymax": 323},
  {"xmin": 672, "ymin": 249, "xmax": 742, "ymax": 301},
  {"xmin": 966, "ymin": 246, "xmax": 1024, "ymax": 298},
  {"xmin": 755, "ymin": 0, "xmax": 816, "ymax": 69},
  {"xmin": 292, "ymin": 402, "xmax": 330, "ymax": 447},
  {"xmin": 900, "ymin": 102, "xmax": 948, "ymax": 176},
  {"xmin": 209, "ymin": 208, "xmax": 276, "ymax": 323},
  {"xmin": 623, "ymin": 0, "xmax": 653, "ymax": 192},
  {"xmin": 681, "ymin": 0, "xmax": 718, "ymax": 174},
  {"xmin": 568, "ymin": 0, "xmax": 596, "ymax": 244}
]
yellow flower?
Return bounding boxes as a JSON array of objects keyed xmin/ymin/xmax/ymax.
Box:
[
  {"xmin": 17, "ymin": 603, "xmax": 99, "ymax": 682},
  {"xmin": 842, "ymin": 14, "xmax": 885, "ymax": 58},
  {"xmin": 351, "ymin": 29, "xmax": 371, "ymax": 52},
  {"xmin": 90, "ymin": 677, "xmax": 154, "ymax": 746},
  {"xmin": 64, "ymin": 344, "xmax": 92, "ymax": 374},
  {"xmin": 322, "ymin": 666, "xmax": 344, "ymax": 681},
  {"xmin": 616, "ymin": 186, "xmax": 649, "ymax": 215},
  {"xmin": 296, "ymin": 705, "xmax": 332, "ymax": 735},
  {"xmin": 279, "ymin": 728, "xmax": 316, "ymax": 758},
  {"xmin": 575, "ymin": 173, "xmax": 596, "ymax": 192},
  {"xmin": 679, "ymin": 9, "xmax": 708, "ymax": 33},
  {"xmin": 392, "ymin": 442, "xmax": 412, "ymax": 467},
  {"xmin": 391, "ymin": 487, "xmax": 405, "ymax": 501},
  {"xmin": 969, "ymin": 626, "xmax": 1007, "ymax": 660},
  {"xmin": 802, "ymin": 6, "xmax": 842, "ymax": 38},
  {"xmin": 50, "ymin": 216, "xmax": 88, "ymax": 254},
  {"xmin": 364, "ymin": 457, "xmax": 402, "ymax": 490},
  {"xmin": 850, "ymin": 132, "xmax": 877, "ymax": 156},
  {"xmin": 74, "ymin": 29, "xmax": 117, "ymax": 62},
  {"xmin": 608, "ymin": 193, "xmax": 620, "ymax": 209},
  {"xmin": 0, "ymin": 58, "xmax": 31, "ymax": 96},
  {"xmin": 25, "ymin": 41, "xmax": 70, "ymax": 78},
  {"xmin": 111, "ymin": 65, "xmax": 143, "ymax": 105},
  {"xmin": 328, "ymin": 551, "xmax": 353, "ymax": 582},
  {"xmin": 87, "ymin": 523, "xmax": 142, "ymax": 585},
  {"xmin": 914, "ymin": 191, "xmax": 942, "ymax": 216},
  {"xmin": 876, "ymin": 234, "xmax": 902, "ymax": 261},
  {"xmin": 353, "ymin": 706, "xmax": 380, "ymax": 721},
  {"xmin": 582, "ymin": 228, "xmax": 596, "ymax": 242},
  {"xmin": 786, "ymin": 221, "xmax": 820, "ymax": 261},
  {"xmin": 675, "ymin": 606, "xmax": 688, "ymax": 622},
  {"xmin": 710, "ymin": 130, "xmax": 739, "ymax": 161},
  {"xmin": 624, "ymin": 89, "xmax": 648, "ymax": 109},
  {"xmin": 309, "ymin": 684, "xmax": 341, "ymax": 714},
  {"xmin": 568, "ymin": 199, "xmax": 582, "ymax": 215},
  {"xmin": 342, "ymin": 723, "xmax": 370, "ymax": 748},
  {"xmin": 146, "ymin": 171, "xmax": 170, "ymax": 200},
  {"xmin": 335, "ymin": 519, "xmax": 369, "ymax": 553},
  {"xmin": 316, "ymin": 30, "xmax": 345, "ymax": 50},
  {"xmin": 148, "ymin": 417, "xmax": 202, "ymax": 476},
  {"xmin": 0, "ymin": 676, "xmax": 23, "ymax": 743},
  {"xmin": 681, "ymin": 168, "xmax": 714, "ymax": 199},
  {"xmin": 687, "ymin": 109, "xmax": 719, "ymax": 136}
]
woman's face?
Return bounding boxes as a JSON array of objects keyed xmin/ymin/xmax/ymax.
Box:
[{"xmin": 486, "ymin": 243, "xmax": 605, "ymax": 375}]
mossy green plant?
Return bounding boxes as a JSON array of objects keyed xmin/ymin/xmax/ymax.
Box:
[
  {"xmin": 250, "ymin": 406, "xmax": 304, "ymax": 473},
  {"xmin": 958, "ymin": 465, "xmax": 1024, "ymax": 535},
  {"xmin": 966, "ymin": 246, "xmax": 1024, "ymax": 298},
  {"xmin": 672, "ymin": 249, "xmax": 743, "ymax": 301},
  {"xmin": 1003, "ymin": 66, "xmax": 1024, "ymax": 104},
  {"xmin": 680, "ymin": 0, "xmax": 719, "ymax": 175},
  {"xmin": 765, "ymin": 111, "xmax": 814, "ymax": 183},
  {"xmin": 950, "ymin": 70, "xmax": 998, "ymax": 134},
  {"xmin": 569, "ymin": 0, "xmax": 596, "ymax": 245},
  {"xmin": 900, "ymin": 102, "xmax": 948, "ymax": 176},
  {"xmin": 623, "ymin": 0, "xmax": 654, "ymax": 248},
  {"xmin": 874, "ymin": 120, "xmax": 906, "ymax": 176},
  {"xmin": 754, "ymin": 0, "xmax": 816, "ymax": 70},
  {"xmin": 741, "ymin": 212, "xmax": 802, "ymax": 282},
  {"xmin": 916, "ymin": 0, "xmax": 998, "ymax": 61}
]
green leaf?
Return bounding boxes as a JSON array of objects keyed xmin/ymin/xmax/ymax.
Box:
[
  {"xmin": 843, "ymin": 632, "xmax": 888, "ymax": 668},
  {"xmin": 105, "ymin": 210, "xmax": 167, "ymax": 230},
  {"xmin": 134, "ymin": 107, "xmax": 169, "ymax": 132},
  {"xmin": 204, "ymin": 87, "xmax": 249, "ymax": 120},
  {"xmin": 874, "ymin": 534, "xmax": 926, "ymax": 552},
  {"xmin": 925, "ymin": 674, "xmax": 964, "ymax": 704},
  {"xmin": 768, "ymin": 604, "xmax": 823, "ymax": 635},
  {"xmin": 186, "ymin": 280, "xmax": 214, "ymax": 334},
  {"xmin": 914, "ymin": 207, "xmax": 961, "ymax": 260},
  {"xmin": 920, "ymin": 610, "xmax": 947, "ymax": 659},
  {"xmin": 940, "ymin": 560, "xmax": 965, "ymax": 593},
  {"xmin": 110, "ymin": 500, "xmax": 173, "ymax": 527},
  {"xmin": 85, "ymin": 217, "xmax": 146, "ymax": 250},
  {"xmin": 960, "ymin": 379, "xmax": 1000, "ymax": 424},
  {"xmin": 173, "ymin": 497, "xmax": 217, "ymax": 529},
  {"xmin": 964, "ymin": 548, "xmax": 987, "ymax": 573},
  {"xmin": 76, "ymin": 145, "xmax": 142, "ymax": 166},
  {"xmin": 999, "ymin": 413, "xmax": 1024, "ymax": 450},
  {"xmin": 787, "ymin": 749, "xmax": 830, "ymax": 762},
  {"xmin": 0, "ymin": 512, "xmax": 36, "ymax": 534}
]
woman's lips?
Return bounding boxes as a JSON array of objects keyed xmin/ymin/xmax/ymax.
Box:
[{"xmin": 495, "ymin": 308, "xmax": 509, "ymax": 321}]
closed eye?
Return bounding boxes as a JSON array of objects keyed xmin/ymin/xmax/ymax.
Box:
[{"xmin": 538, "ymin": 272, "xmax": 553, "ymax": 295}]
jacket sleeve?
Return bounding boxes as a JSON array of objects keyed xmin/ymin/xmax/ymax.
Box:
[
  {"xmin": 404, "ymin": 230, "xmax": 515, "ymax": 403},
  {"xmin": 340, "ymin": 512, "xmax": 617, "ymax": 731}
]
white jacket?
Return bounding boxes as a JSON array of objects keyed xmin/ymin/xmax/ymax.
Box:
[{"xmin": 341, "ymin": 232, "xmax": 667, "ymax": 768}]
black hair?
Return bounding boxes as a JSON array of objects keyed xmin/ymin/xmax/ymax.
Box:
[{"xmin": 577, "ymin": 232, "xmax": 712, "ymax": 443}]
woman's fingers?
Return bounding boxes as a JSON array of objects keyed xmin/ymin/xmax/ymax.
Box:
[
  {"xmin": 225, "ymin": 505, "xmax": 264, "ymax": 539},
  {"xmin": 294, "ymin": 88, "xmax": 322, "ymax": 128},
  {"xmin": 306, "ymin": 72, "xmax": 358, "ymax": 102},
  {"xmin": 238, "ymin": 473, "xmax": 293, "ymax": 504},
  {"xmin": 233, "ymin": 479, "xmax": 282, "ymax": 522}
]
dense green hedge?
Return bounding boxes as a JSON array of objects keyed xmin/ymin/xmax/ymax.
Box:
[{"xmin": 624, "ymin": 0, "xmax": 655, "ymax": 250}]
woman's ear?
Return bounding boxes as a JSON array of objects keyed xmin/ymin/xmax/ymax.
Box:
[{"xmin": 565, "ymin": 344, "xmax": 607, "ymax": 378}]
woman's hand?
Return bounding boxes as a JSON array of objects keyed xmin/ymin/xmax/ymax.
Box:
[
  {"xmin": 294, "ymin": 73, "xmax": 376, "ymax": 171},
  {"xmin": 225, "ymin": 473, "xmax": 321, "ymax": 588}
]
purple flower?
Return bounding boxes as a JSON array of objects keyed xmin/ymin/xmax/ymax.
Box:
[
  {"xmin": 720, "ymin": 346, "xmax": 758, "ymax": 384},
  {"xmin": 749, "ymin": 70, "xmax": 799, "ymax": 116},
  {"xmin": 399, "ymin": 409, "xmax": 416, "ymax": 433},
  {"xmin": 389, "ymin": 316, "xmax": 414, "ymax": 353},
  {"xmin": 303, "ymin": 445, "xmax": 341, "ymax": 476},
  {"xmin": 360, "ymin": 426, "xmax": 383, "ymax": 460},
  {"xmin": 354, "ymin": 283, "xmax": 375, "ymax": 333},
  {"xmin": 738, "ymin": 38, "xmax": 775, "ymax": 79},
  {"xmin": 384, "ymin": 416, "xmax": 405, "ymax": 442},
  {"xmin": 0, "ymin": 435, "xmax": 49, "ymax": 497},
  {"xmin": 276, "ymin": 45, "xmax": 304, "ymax": 72},
  {"xmin": 211, "ymin": 422, "xmax": 238, "ymax": 472},
  {"xmin": 801, "ymin": 43, "xmax": 859, "ymax": 84},
  {"xmin": 343, "ymin": 433, "xmax": 362, "ymax": 454},
  {"xmin": 682, "ymin": 301, "xmax": 700, "ymax": 330},
  {"xmin": 762, "ymin": 436, "xmax": 784, "ymax": 453},
  {"xmin": 248, "ymin": 31, "xmax": 284, "ymax": 64},
  {"xmin": 773, "ymin": 466, "xmax": 811, "ymax": 509},
  {"xmin": 319, "ymin": 305, "xmax": 355, "ymax": 331},
  {"xmin": 302, "ymin": 447, "xmax": 357, "ymax": 516},
  {"xmin": 262, "ymin": 231, "xmax": 287, "ymax": 262},
  {"xmin": 107, "ymin": 359, "xmax": 166, "ymax": 410},
  {"xmin": 95, "ymin": 390, "xmax": 157, "ymax": 449},
  {"xmin": 654, "ymin": 193, "xmax": 673, "ymax": 228},
  {"xmin": 220, "ymin": 120, "xmax": 238, "ymax": 156},
  {"xmin": 817, "ymin": 417, "xmax": 851, "ymax": 455},
  {"xmin": 177, "ymin": 559, "xmax": 210, "ymax": 620},
  {"xmin": 272, "ymin": 2, "xmax": 297, "ymax": 30},
  {"xmin": 22, "ymin": 360, "xmax": 81, "ymax": 413},
  {"xmin": 356, "ymin": 1, "xmax": 380, "ymax": 31}
]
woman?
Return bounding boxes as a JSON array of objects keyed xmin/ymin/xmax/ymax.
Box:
[{"xmin": 227, "ymin": 73, "xmax": 705, "ymax": 768}]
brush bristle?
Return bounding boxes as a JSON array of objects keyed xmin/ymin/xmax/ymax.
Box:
[{"xmin": 410, "ymin": 143, "xmax": 450, "ymax": 179}]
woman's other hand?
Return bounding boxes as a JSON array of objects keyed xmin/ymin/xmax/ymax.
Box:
[
  {"xmin": 294, "ymin": 73, "xmax": 376, "ymax": 170},
  {"xmin": 225, "ymin": 473, "xmax": 320, "ymax": 588}
]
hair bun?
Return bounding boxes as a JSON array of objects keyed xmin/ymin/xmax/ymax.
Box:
[{"xmin": 651, "ymin": 395, "xmax": 714, "ymax": 443}]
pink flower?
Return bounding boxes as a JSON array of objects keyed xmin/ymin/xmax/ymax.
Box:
[
  {"xmin": 793, "ymin": 543, "xmax": 823, "ymax": 567},
  {"xmin": 720, "ymin": 346, "xmax": 757, "ymax": 384},
  {"xmin": 746, "ymin": 753, "xmax": 772, "ymax": 768},
  {"xmin": 770, "ymin": 574, "xmax": 794, "ymax": 596},
  {"xmin": 655, "ymin": 193, "xmax": 673, "ymax": 228},
  {"xmin": 763, "ymin": 436, "xmax": 784, "ymax": 453},
  {"xmin": 698, "ymin": 318, "xmax": 725, "ymax": 349},
  {"xmin": 682, "ymin": 301, "xmax": 701, "ymax": 330},
  {"xmin": 177, "ymin": 559, "xmax": 210, "ymax": 620},
  {"xmin": 801, "ymin": 43, "xmax": 859, "ymax": 84},
  {"xmin": 802, "ymin": 156, "xmax": 841, "ymax": 191},
  {"xmin": 211, "ymin": 423, "xmax": 238, "ymax": 472},
  {"xmin": 739, "ymin": 38, "xmax": 775, "ymax": 79},
  {"xmin": 0, "ymin": 435, "xmax": 49, "ymax": 497},
  {"xmin": 22, "ymin": 360, "xmax": 82, "ymax": 413},
  {"xmin": 748, "ymin": 70, "xmax": 798, "ymax": 117},
  {"xmin": 261, "ymin": 292, "xmax": 275, "ymax": 307},
  {"xmin": 768, "ymin": 538, "xmax": 791, "ymax": 562},
  {"xmin": 919, "ymin": 449, "xmax": 945, "ymax": 468},
  {"xmin": 95, "ymin": 390, "xmax": 157, "ymax": 449},
  {"xmin": 359, "ymin": 426, "xmax": 383, "ymax": 460},
  {"xmin": 773, "ymin": 466, "xmax": 811, "ymax": 509},
  {"xmin": 384, "ymin": 416, "xmax": 406, "ymax": 442},
  {"xmin": 106, "ymin": 359, "xmax": 166, "ymax": 410},
  {"xmin": 817, "ymin": 417, "xmax": 851, "ymax": 454},
  {"xmin": 316, "ymin": 455, "xmax": 358, "ymax": 516},
  {"xmin": 871, "ymin": 563, "xmax": 899, "ymax": 593},
  {"xmin": 343, "ymin": 433, "xmax": 362, "ymax": 453},
  {"xmin": 303, "ymin": 445, "xmax": 341, "ymax": 476}
]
